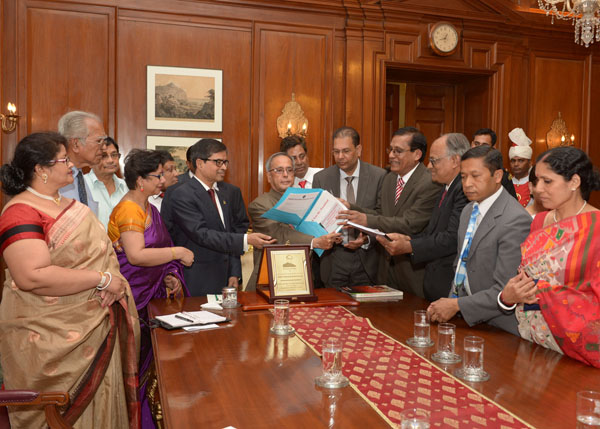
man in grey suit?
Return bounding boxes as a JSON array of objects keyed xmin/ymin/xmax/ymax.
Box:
[
  {"xmin": 312, "ymin": 126, "xmax": 386, "ymax": 287},
  {"xmin": 427, "ymin": 145, "xmax": 531, "ymax": 335},
  {"xmin": 341, "ymin": 127, "xmax": 442, "ymax": 297}
]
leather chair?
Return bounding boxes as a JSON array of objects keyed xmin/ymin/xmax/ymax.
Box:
[{"xmin": 0, "ymin": 390, "xmax": 71, "ymax": 429}]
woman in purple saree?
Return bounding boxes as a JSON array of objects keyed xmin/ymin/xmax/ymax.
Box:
[{"xmin": 108, "ymin": 149, "xmax": 194, "ymax": 429}]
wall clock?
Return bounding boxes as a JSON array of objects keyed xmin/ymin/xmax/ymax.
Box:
[{"xmin": 429, "ymin": 22, "xmax": 459, "ymax": 56}]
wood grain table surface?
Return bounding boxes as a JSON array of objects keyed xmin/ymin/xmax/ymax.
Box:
[{"xmin": 148, "ymin": 293, "xmax": 599, "ymax": 428}]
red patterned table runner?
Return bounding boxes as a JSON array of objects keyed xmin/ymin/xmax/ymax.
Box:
[{"xmin": 289, "ymin": 306, "xmax": 533, "ymax": 428}]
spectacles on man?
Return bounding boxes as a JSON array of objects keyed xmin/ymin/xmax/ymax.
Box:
[
  {"xmin": 147, "ymin": 173, "xmax": 164, "ymax": 179},
  {"xmin": 202, "ymin": 158, "xmax": 229, "ymax": 167},
  {"xmin": 269, "ymin": 167, "xmax": 294, "ymax": 175},
  {"xmin": 102, "ymin": 152, "xmax": 121, "ymax": 160},
  {"xmin": 386, "ymin": 146, "xmax": 411, "ymax": 155},
  {"xmin": 429, "ymin": 155, "xmax": 450, "ymax": 167},
  {"xmin": 49, "ymin": 157, "xmax": 70, "ymax": 165},
  {"xmin": 79, "ymin": 135, "xmax": 108, "ymax": 145}
]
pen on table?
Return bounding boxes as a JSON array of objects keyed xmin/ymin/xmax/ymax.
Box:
[{"xmin": 175, "ymin": 314, "xmax": 194, "ymax": 323}]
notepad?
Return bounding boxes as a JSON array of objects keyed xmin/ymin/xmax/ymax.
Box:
[{"xmin": 154, "ymin": 311, "xmax": 227, "ymax": 329}]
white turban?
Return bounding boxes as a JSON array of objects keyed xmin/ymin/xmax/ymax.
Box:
[{"xmin": 508, "ymin": 128, "xmax": 532, "ymax": 159}]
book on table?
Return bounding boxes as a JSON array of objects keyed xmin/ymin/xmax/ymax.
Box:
[{"xmin": 339, "ymin": 285, "xmax": 403, "ymax": 302}]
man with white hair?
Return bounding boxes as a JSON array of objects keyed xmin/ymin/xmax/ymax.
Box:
[
  {"xmin": 508, "ymin": 127, "xmax": 533, "ymax": 207},
  {"xmin": 58, "ymin": 110, "xmax": 107, "ymax": 216}
]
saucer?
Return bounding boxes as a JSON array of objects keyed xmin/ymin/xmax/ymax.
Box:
[
  {"xmin": 270, "ymin": 325, "xmax": 295, "ymax": 336},
  {"xmin": 454, "ymin": 367, "xmax": 490, "ymax": 382},
  {"xmin": 406, "ymin": 337, "xmax": 434, "ymax": 348}
]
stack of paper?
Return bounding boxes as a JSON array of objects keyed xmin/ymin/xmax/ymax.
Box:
[
  {"xmin": 155, "ymin": 311, "xmax": 227, "ymax": 329},
  {"xmin": 339, "ymin": 285, "xmax": 403, "ymax": 302}
]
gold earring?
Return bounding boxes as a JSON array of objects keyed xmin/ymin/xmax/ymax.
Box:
[
  {"xmin": 42, "ymin": 174, "xmax": 48, "ymax": 184},
  {"xmin": 140, "ymin": 184, "xmax": 144, "ymax": 192}
]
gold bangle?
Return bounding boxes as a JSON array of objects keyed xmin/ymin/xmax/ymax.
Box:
[{"xmin": 171, "ymin": 247, "xmax": 176, "ymax": 261}]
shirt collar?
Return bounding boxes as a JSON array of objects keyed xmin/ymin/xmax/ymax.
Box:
[
  {"xmin": 399, "ymin": 163, "xmax": 419, "ymax": 184},
  {"xmin": 477, "ymin": 186, "xmax": 503, "ymax": 219},
  {"xmin": 340, "ymin": 159, "xmax": 361, "ymax": 179},
  {"xmin": 194, "ymin": 175, "xmax": 219, "ymax": 192}
]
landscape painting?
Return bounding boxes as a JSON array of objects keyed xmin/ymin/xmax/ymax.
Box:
[
  {"xmin": 147, "ymin": 66, "xmax": 222, "ymax": 131},
  {"xmin": 146, "ymin": 136, "xmax": 222, "ymax": 174}
]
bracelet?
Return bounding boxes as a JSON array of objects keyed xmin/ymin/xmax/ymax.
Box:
[
  {"xmin": 96, "ymin": 272, "xmax": 112, "ymax": 291},
  {"xmin": 171, "ymin": 247, "xmax": 176, "ymax": 261},
  {"xmin": 497, "ymin": 291, "xmax": 517, "ymax": 311},
  {"xmin": 96, "ymin": 271, "xmax": 107, "ymax": 289}
]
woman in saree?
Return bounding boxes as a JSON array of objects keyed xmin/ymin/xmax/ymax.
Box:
[
  {"xmin": 0, "ymin": 132, "xmax": 140, "ymax": 428},
  {"xmin": 108, "ymin": 149, "xmax": 193, "ymax": 428},
  {"xmin": 499, "ymin": 146, "xmax": 600, "ymax": 367}
]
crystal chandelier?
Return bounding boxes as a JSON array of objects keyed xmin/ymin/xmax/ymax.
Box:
[{"xmin": 538, "ymin": 0, "xmax": 600, "ymax": 47}]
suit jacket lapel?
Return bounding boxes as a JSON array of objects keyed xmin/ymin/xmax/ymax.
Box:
[
  {"xmin": 215, "ymin": 187, "xmax": 229, "ymax": 231},
  {"xmin": 191, "ymin": 179, "xmax": 225, "ymax": 231},
  {"xmin": 469, "ymin": 190, "xmax": 507, "ymax": 255},
  {"xmin": 394, "ymin": 163, "xmax": 424, "ymax": 215},
  {"xmin": 330, "ymin": 168, "xmax": 341, "ymax": 197},
  {"xmin": 356, "ymin": 162, "xmax": 370, "ymax": 207}
]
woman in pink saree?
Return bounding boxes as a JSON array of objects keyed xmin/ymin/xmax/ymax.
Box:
[
  {"xmin": 0, "ymin": 132, "xmax": 141, "ymax": 428},
  {"xmin": 499, "ymin": 147, "xmax": 600, "ymax": 367}
]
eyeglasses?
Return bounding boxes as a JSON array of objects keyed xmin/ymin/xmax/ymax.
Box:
[
  {"xmin": 386, "ymin": 146, "xmax": 411, "ymax": 156},
  {"xmin": 49, "ymin": 157, "xmax": 70, "ymax": 165},
  {"xmin": 102, "ymin": 152, "xmax": 121, "ymax": 160},
  {"xmin": 429, "ymin": 155, "xmax": 450, "ymax": 167},
  {"xmin": 332, "ymin": 149, "xmax": 354, "ymax": 156},
  {"xmin": 79, "ymin": 135, "xmax": 108, "ymax": 145},
  {"xmin": 269, "ymin": 167, "xmax": 294, "ymax": 175},
  {"xmin": 147, "ymin": 173, "xmax": 164, "ymax": 179},
  {"xmin": 202, "ymin": 158, "xmax": 229, "ymax": 167}
]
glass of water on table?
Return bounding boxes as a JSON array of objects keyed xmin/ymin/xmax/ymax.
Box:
[
  {"xmin": 406, "ymin": 310, "xmax": 434, "ymax": 348},
  {"xmin": 315, "ymin": 337, "xmax": 349, "ymax": 389}
]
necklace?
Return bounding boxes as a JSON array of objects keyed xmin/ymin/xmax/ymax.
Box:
[
  {"xmin": 553, "ymin": 200, "xmax": 587, "ymax": 223},
  {"xmin": 26, "ymin": 187, "xmax": 62, "ymax": 205}
]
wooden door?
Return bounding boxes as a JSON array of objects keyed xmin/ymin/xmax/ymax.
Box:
[{"xmin": 405, "ymin": 83, "xmax": 455, "ymax": 147}]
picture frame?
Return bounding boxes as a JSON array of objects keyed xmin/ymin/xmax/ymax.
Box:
[
  {"xmin": 147, "ymin": 65, "xmax": 223, "ymax": 131},
  {"xmin": 146, "ymin": 136, "xmax": 201, "ymax": 175},
  {"xmin": 256, "ymin": 244, "xmax": 317, "ymax": 304}
]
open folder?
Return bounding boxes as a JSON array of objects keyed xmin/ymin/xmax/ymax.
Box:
[
  {"xmin": 261, "ymin": 188, "xmax": 346, "ymax": 256},
  {"xmin": 153, "ymin": 311, "xmax": 227, "ymax": 330}
]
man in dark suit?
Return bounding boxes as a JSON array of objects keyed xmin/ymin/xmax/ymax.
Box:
[
  {"xmin": 376, "ymin": 133, "xmax": 470, "ymax": 301},
  {"xmin": 246, "ymin": 152, "xmax": 340, "ymax": 290},
  {"xmin": 312, "ymin": 126, "xmax": 386, "ymax": 287},
  {"xmin": 162, "ymin": 139, "xmax": 275, "ymax": 296},
  {"xmin": 471, "ymin": 128, "xmax": 518, "ymax": 200},
  {"xmin": 342, "ymin": 127, "xmax": 441, "ymax": 297},
  {"xmin": 427, "ymin": 146, "xmax": 531, "ymax": 335}
]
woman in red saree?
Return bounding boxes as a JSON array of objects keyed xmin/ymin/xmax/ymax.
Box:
[
  {"xmin": 0, "ymin": 132, "xmax": 141, "ymax": 428},
  {"xmin": 499, "ymin": 147, "xmax": 600, "ymax": 367}
]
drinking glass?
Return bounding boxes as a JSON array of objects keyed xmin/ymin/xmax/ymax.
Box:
[
  {"xmin": 270, "ymin": 299, "xmax": 294, "ymax": 335},
  {"xmin": 455, "ymin": 336, "xmax": 489, "ymax": 382},
  {"xmin": 221, "ymin": 286, "xmax": 238, "ymax": 308},
  {"xmin": 400, "ymin": 408, "xmax": 430, "ymax": 429},
  {"xmin": 577, "ymin": 390, "xmax": 600, "ymax": 428},
  {"xmin": 315, "ymin": 337, "xmax": 349, "ymax": 388},
  {"xmin": 431, "ymin": 323, "xmax": 461, "ymax": 364},
  {"xmin": 406, "ymin": 310, "xmax": 434, "ymax": 347}
]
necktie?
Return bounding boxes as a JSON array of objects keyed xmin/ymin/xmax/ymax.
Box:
[
  {"xmin": 159, "ymin": 192, "xmax": 165, "ymax": 199},
  {"xmin": 438, "ymin": 188, "xmax": 448, "ymax": 208},
  {"xmin": 394, "ymin": 176, "xmax": 405, "ymax": 205},
  {"xmin": 298, "ymin": 180, "xmax": 308, "ymax": 188},
  {"xmin": 76, "ymin": 170, "xmax": 88, "ymax": 206},
  {"xmin": 207, "ymin": 188, "xmax": 218, "ymax": 210},
  {"xmin": 345, "ymin": 176, "xmax": 355, "ymax": 204},
  {"xmin": 451, "ymin": 203, "xmax": 480, "ymax": 297}
]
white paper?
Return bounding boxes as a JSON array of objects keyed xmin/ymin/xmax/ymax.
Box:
[
  {"xmin": 304, "ymin": 191, "xmax": 347, "ymax": 233},
  {"xmin": 183, "ymin": 324, "xmax": 219, "ymax": 332},
  {"xmin": 274, "ymin": 191, "xmax": 321, "ymax": 218},
  {"xmin": 155, "ymin": 311, "xmax": 226, "ymax": 328},
  {"xmin": 201, "ymin": 302, "xmax": 223, "ymax": 310},
  {"xmin": 207, "ymin": 294, "xmax": 223, "ymax": 304}
]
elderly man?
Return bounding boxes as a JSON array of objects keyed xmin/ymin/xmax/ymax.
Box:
[
  {"xmin": 162, "ymin": 138, "xmax": 275, "ymax": 295},
  {"xmin": 84, "ymin": 137, "xmax": 128, "ymax": 228},
  {"xmin": 427, "ymin": 146, "xmax": 531, "ymax": 335},
  {"xmin": 312, "ymin": 127, "xmax": 386, "ymax": 288},
  {"xmin": 280, "ymin": 135, "xmax": 322, "ymax": 188},
  {"xmin": 58, "ymin": 110, "xmax": 107, "ymax": 216},
  {"xmin": 377, "ymin": 133, "xmax": 470, "ymax": 301},
  {"xmin": 508, "ymin": 127, "xmax": 533, "ymax": 207},
  {"xmin": 341, "ymin": 127, "xmax": 441, "ymax": 297},
  {"xmin": 246, "ymin": 152, "xmax": 341, "ymax": 290}
]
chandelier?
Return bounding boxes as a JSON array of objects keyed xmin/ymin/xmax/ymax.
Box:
[{"xmin": 538, "ymin": 0, "xmax": 600, "ymax": 47}]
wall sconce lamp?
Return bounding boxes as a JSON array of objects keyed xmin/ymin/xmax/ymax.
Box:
[
  {"xmin": 276, "ymin": 93, "xmax": 308, "ymax": 138},
  {"xmin": 0, "ymin": 103, "xmax": 19, "ymax": 133},
  {"xmin": 545, "ymin": 111, "xmax": 575, "ymax": 149}
]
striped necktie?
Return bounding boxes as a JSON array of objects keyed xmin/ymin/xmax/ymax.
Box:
[
  {"xmin": 451, "ymin": 203, "xmax": 480, "ymax": 297},
  {"xmin": 394, "ymin": 176, "xmax": 405, "ymax": 205}
]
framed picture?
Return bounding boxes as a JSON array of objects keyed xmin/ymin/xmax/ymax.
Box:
[
  {"xmin": 147, "ymin": 66, "xmax": 223, "ymax": 131},
  {"xmin": 146, "ymin": 136, "xmax": 202, "ymax": 174}
]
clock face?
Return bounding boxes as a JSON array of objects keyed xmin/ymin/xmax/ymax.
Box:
[{"xmin": 431, "ymin": 24, "xmax": 458, "ymax": 54}]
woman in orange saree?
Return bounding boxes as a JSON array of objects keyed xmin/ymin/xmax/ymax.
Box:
[
  {"xmin": 500, "ymin": 147, "xmax": 600, "ymax": 367},
  {"xmin": 0, "ymin": 132, "xmax": 141, "ymax": 428}
]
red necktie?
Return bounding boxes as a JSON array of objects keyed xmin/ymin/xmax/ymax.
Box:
[
  {"xmin": 394, "ymin": 177, "xmax": 405, "ymax": 205},
  {"xmin": 299, "ymin": 180, "xmax": 307, "ymax": 188},
  {"xmin": 438, "ymin": 189, "xmax": 448, "ymax": 207},
  {"xmin": 207, "ymin": 189, "xmax": 218, "ymax": 209},
  {"xmin": 159, "ymin": 192, "xmax": 165, "ymax": 198}
]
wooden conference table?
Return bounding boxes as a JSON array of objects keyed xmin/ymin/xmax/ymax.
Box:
[{"xmin": 148, "ymin": 293, "xmax": 598, "ymax": 428}]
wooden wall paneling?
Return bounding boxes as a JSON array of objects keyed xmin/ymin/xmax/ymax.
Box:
[
  {"xmin": 116, "ymin": 13, "xmax": 253, "ymax": 202},
  {"xmin": 366, "ymin": 34, "xmax": 387, "ymax": 167},
  {"xmin": 254, "ymin": 23, "xmax": 333, "ymax": 194},
  {"xmin": 528, "ymin": 53, "xmax": 585, "ymax": 161},
  {"xmin": 1, "ymin": 0, "xmax": 19, "ymax": 165},
  {"xmin": 588, "ymin": 61, "xmax": 600, "ymax": 208},
  {"xmin": 330, "ymin": 28, "xmax": 346, "ymax": 166},
  {"xmin": 460, "ymin": 75, "xmax": 491, "ymax": 141},
  {"xmin": 343, "ymin": 27, "xmax": 364, "ymax": 151},
  {"xmin": 19, "ymin": 0, "xmax": 115, "ymax": 135}
]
